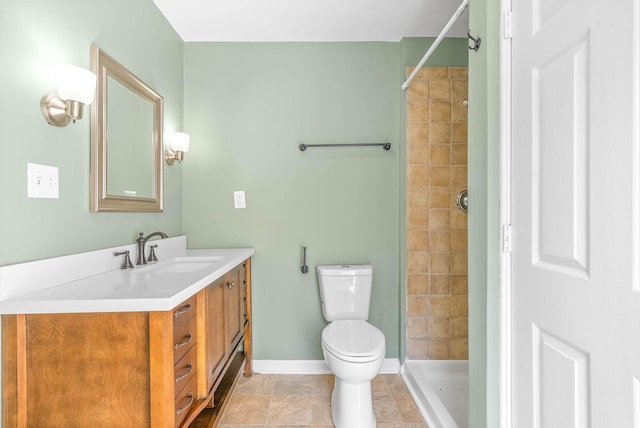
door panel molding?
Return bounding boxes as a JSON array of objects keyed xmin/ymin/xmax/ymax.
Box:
[
  {"xmin": 532, "ymin": 324, "xmax": 590, "ymax": 428},
  {"xmin": 531, "ymin": 37, "xmax": 590, "ymax": 279}
]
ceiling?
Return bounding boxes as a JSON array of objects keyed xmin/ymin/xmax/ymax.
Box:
[{"xmin": 152, "ymin": 0, "xmax": 469, "ymax": 42}]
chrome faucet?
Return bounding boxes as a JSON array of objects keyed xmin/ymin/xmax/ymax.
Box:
[{"xmin": 135, "ymin": 231, "xmax": 168, "ymax": 265}]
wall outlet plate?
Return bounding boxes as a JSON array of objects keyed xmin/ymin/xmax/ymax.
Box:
[
  {"xmin": 234, "ymin": 191, "xmax": 246, "ymax": 209},
  {"xmin": 27, "ymin": 163, "xmax": 59, "ymax": 199}
]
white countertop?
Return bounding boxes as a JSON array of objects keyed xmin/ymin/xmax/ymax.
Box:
[{"xmin": 0, "ymin": 236, "xmax": 254, "ymax": 314}]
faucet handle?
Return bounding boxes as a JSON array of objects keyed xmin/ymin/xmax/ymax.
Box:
[
  {"xmin": 114, "ymin": 251, "xmax": 135, "ymax": 270},
  {"xmin": 148, "ymin": 245, "xmax": 158, "ymax": 262}
]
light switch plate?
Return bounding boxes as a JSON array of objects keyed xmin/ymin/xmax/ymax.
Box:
[
  {"xmin": 27, "ymin": 163, "xmax": 59, "ymax": 199},
  {"xmin": 234, "ymin": 191, "xmax": 246, "ymax": 209}
]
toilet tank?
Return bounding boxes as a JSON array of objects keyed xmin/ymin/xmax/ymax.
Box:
[{"xmin": 317, "ymin": 265, "xmax": 373, "ymax": 321}]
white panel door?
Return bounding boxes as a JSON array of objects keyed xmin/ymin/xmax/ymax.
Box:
[{"xmin": 510, "ymin": 0, "xmax": 640, "ymax": 427}]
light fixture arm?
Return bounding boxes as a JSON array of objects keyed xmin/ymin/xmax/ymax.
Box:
[
  {"xmin": 165, "ymin": 149, "xmax": 185, "ymax": 165},
  {"xmin": 40, "ymin": 94, "xmax": 85, "ymax": 127}
]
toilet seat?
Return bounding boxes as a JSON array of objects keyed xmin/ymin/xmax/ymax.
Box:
[{"xmin": 322, "ymin": 320, "xmax": 385, "ymax": 363}]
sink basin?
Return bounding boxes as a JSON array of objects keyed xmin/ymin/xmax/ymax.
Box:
[{"xmin": 135, "ymin": 256, "xmax": 225, "ymax": 275}]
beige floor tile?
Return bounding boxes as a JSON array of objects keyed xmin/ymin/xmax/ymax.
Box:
[
  {"xmin": 219, "ymin": 394, "xmax": 270, "ymax": 425},
  {"xmin": 372, "ymin": 394, "xmax": 403, "ymax": 423},
  {"xmin": 393, "ymin": 394, "xmax": 426, "ymax": 424},
  {"xmin": 309, "ymin": 395, "xmax": 334, "ymax": 425},
  {"xmin": 219, "ymin": 425, "xmax": 265, "ymax": 428},
  {"xmin": 273, "ymin": 374, "xmax": 333, "ymax": 396},
  {"xmin": 265, "ymin": 426, "xmax": 319, "ymax": 428},
  {"xmin": 377, "ymin": 424, "xmax": 429, "ymax": 428},
  {"xmin": 233, "ymin": 373, "xmax": 277, "ymax": 395},
  {"xmin": 220, "ymin": 374, "xmax": 428, "ymax": 428},
  {"xmin": 372, "ymin": 374, "xmax": 392, "ymax": 397},
  {"xmin": 266, "ymin": 395, "xmax": 314, "ymax": 425},
  {"xmin": 384, "ymin": 374, "xmax": 412, "ymax": 395}
]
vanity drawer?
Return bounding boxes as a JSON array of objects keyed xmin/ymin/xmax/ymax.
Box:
[
  {"xmin": 173, "ymin": 314, "xmax": 196, "ymax": 363},
  {"xmin": 174, "ymin": 344, "xmax": 196, "ymax": 398},
  {"xmin": 174, "ymin": 373, "xmax": 197, "ymax": 428},
  {"xmin": 172, "ymin": 295, "xmax": 196, "ymax": 329}
]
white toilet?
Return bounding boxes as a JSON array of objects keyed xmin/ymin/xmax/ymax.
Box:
[{"xmin": 317, "ymin": 265, "xmax": 386, "ymax": 428}]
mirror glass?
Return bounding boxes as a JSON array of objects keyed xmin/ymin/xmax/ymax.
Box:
[
  {"xmin": 90, "ymin": 44, "xmax": 163, "ymax": 212},
  {"xmin": 106, "ymin": 76, "xmax": 155, "ymax": 198}
]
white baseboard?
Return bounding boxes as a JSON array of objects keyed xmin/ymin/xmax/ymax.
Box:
[{"xmin": 253, "ymin": 358, "xmax": 401, "ymax": 375}]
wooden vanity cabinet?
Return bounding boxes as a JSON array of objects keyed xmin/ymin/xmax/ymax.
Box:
[
  {"xmin": 170, "ymin": 295, "xmax": 198, "ymax": 428},
  {"xmin": 225, "ymin": 263, "xmax": 245, "ymax": 354},
  {"xmin": 199, "ymin": 276, "xmax": 227, "ymax": 395},
  {"xmin": 3, "ymin": 312, "xmax": 154, "ymax": 427},
  {"xmin": 199, "ymin": 260, "xmax": 250, "ymax": 399},
  {"xmin": 2, "ymin": 258, "xmax": 252, "ymax": 428}
]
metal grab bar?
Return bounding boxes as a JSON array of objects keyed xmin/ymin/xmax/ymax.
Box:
[{"xmin": 299, "ymin": 142, "xmax": 391, "ymax": 151}]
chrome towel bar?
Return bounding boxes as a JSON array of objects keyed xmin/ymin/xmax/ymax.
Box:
[{"xmin": 299, "ymin": 142, "xmax": 391, "ymax": 151}]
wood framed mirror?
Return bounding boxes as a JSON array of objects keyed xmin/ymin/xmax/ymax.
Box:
[{"xmin": 90, "ymin": 44, "xmax": 164, "ymax": 212}]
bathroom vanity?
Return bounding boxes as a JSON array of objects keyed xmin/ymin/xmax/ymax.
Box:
[{"xmin": 0, "ymin": 237, "xmax": 253, "ymax": 427}]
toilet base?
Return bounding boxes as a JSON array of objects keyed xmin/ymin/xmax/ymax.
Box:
[{"xmin": 330, "ymin": 377, "xmax": 376, "ymax": 428}]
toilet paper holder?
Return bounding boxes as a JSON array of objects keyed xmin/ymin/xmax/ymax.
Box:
[{"xmin": 300, "ymin": 246, "xmax": 309, "ymax": 274}]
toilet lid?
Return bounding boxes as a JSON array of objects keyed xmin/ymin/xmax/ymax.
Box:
[{"xmin": 322, "ymin": 320, "xmax": 385, "ymax": 358}]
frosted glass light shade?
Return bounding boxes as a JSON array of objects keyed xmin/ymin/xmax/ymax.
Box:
[
  {"xmin": 55, "ymin": 64, "xmax": 97, "ymax": 105},
  {"xmin": 170, "ymin": 132, "xmax": 190, "ymax": 153}
]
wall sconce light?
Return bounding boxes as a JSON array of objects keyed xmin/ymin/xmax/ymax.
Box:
[
  {"xmin": 165, "ymin": 132, "xmax": 190, "ymax": 165},
  {"xmin": 41, "ymin": 64, "xmax": 97, "ymax": 127}
]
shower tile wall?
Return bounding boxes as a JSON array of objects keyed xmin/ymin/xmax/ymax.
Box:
[{"xmin": 406, "ymin": 66, "xmax": 468, "ymax": 360}]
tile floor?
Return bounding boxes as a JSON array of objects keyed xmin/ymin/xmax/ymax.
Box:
[{"xmin": 218, "ymin": 373, "xmax": 429, "ymax": 427}]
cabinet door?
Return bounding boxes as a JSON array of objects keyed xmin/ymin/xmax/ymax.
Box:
[
  {"xmin": 204, "ymin": 277, "xmax": 227, "ymax": 394},
  {"xmin": 13, "ymin": 313, "xmax": 151, "ymax": 427},
  {"xmin": 225, "ymin": 264, "xmax": 244, "ymax": 353}
]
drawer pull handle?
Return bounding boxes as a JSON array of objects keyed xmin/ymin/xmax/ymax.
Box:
[
  {"xmin": 175, "ymin": 363, "xmax": 193, "ymax": 383},
  {"xmin": 226, "ymin": 282, "xmax": 235, "ymax": 289},
  {"xmin": 176, "ymin": 392, "xmax": 193, "ymax": 416},
  {"xmin": 174, "ymin": 333, "xmax": 192, "ymax": 350},
  {"xmin": 174, "ymin": 303, "xmax": 192, "ymax": 318}
]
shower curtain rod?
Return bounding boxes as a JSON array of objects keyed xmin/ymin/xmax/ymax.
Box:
[{"xmin": 401, "ymin": 0, "xmax": 470, "ymax": 90}]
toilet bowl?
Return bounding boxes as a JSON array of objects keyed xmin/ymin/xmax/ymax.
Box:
[{"xmin": 321, "ymin": 320, "xmax": 385, "ymax": 428}]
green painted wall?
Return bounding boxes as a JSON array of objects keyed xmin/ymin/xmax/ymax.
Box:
[
  {"xmin": 182, "ymin": 42, "xmax": 401, "ymax": 359},
  {"xmin": 400, "ymin": 38, "xmax": 471, "ymax": 67},
  {"xmin": 468, "ymin": 0, "xmax": 501, "ymax": 426},
  {"xmin": 0, "ymin": 0, "xmax": 184, "ymax": 266}
]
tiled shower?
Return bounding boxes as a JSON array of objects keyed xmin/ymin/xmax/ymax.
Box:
[{"xmin": 406, "ymin": 66, "xmax": 468, "ymax": 360}]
